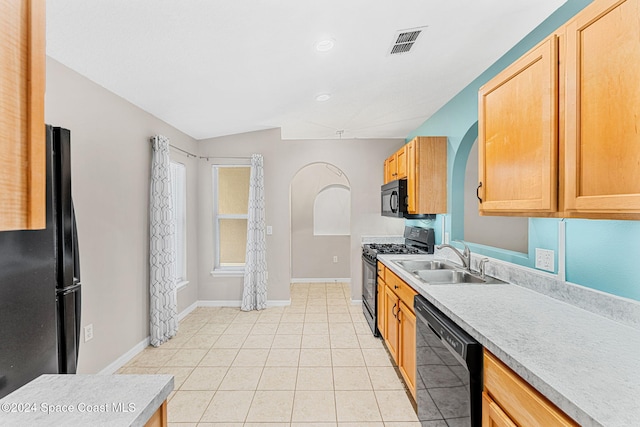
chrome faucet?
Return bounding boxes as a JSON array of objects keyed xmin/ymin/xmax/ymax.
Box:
[
  {"xmin": 478, "ymin": 257, "xmax": 490, "ymax": 280},
  {"xmin": 436, "ymin": 241, "xmax": 471, "ymax": 271}
]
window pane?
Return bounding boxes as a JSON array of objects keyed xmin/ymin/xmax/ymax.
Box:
[
  {"xmin": 170, "ymin": 162, "xmax": 187, "ymax": 281},
  {"xmin": 219, "ymin": 218, "xmax": 247, "ymax": 266},
  {"xmin": 218, "ymin": 167, "xmax": 250, "ymax": 214}
]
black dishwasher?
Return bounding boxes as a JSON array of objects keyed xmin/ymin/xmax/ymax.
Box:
[{"xmin": 414, "ymin": 295, "xmax": 482, "ymax": 427}]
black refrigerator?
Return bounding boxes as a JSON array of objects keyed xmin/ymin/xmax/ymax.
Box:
[{"xmin": 0, "ymin": 126, "xmax": 81, "ymax": 399}]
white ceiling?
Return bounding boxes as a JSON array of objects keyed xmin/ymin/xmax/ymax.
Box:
[{"xmin": 46, "ymin": 0, "xmax": 566, "ymax": 141}]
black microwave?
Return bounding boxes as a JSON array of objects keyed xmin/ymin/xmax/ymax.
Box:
[{"xmin": 381, "ymin": 179, "xmax": 408, "ymax": 218}]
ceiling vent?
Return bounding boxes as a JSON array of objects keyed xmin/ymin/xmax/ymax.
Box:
[{"xmin": 389, "ymin": 26, "xmax": 427, "ymax": 55}]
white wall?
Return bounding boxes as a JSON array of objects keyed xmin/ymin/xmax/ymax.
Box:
[
  {"xmin": 197, "ymin": 129, "xmax": 406, "ymax": 302},
  {"xmin": 45, "ymin": 58, "xmax": 199, "ymax": 373}
]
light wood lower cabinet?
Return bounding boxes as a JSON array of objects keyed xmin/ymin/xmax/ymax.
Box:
[
  {"xmin": 377, "ymin": 278, "xmax": 386, "ymax": 337},
  {"xmin": 383, "ymin": 284, "xmax": 400, "ymax": 363},
  {"xmin": 379, "ymin": 267, "xmax": 418, "ymax": 398},
  {"xmin": 397, "ymin": 301, "xmax": 416, "ymax": 397},
  {"xmin": 483, "ymin": 350, "xmax": 578, "ymax": 427},
  {"xmin": 482, "ymin": 393, "xmax": 517, "ymax": 427},
  {"xmin": 144, "ymin": 400, "xmax": 168, "ymax": 427}
]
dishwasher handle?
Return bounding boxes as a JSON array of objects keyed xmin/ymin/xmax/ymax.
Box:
[{"xmin": 415, "ymin": 295, "xmax": 479, "ymax": 362}]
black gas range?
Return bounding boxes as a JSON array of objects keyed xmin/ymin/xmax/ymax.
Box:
[{"xmin": 362, "ymin": 226, "xmax": 435, "ymax": 336}]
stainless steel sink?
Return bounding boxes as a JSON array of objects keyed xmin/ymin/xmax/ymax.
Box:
[
  {"xmin": 411, "ymin": 267, "xmax": 507, "ymax": 285},
  {"xmin": 414, "ymin": 269, "xmax": 486, "ymax": 284},
  {"xmin": 392, "ymin": 258, "xmax": 507, "ymax": 285},
  {"xmin": 393, "ymin": 259, "xmax": 457, "ymax": 271}
]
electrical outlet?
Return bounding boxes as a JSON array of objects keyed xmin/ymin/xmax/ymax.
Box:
[
  {"xmin": 333, "ymin": 256, "xmax": 338, "ymax": 263},
  {"xmin": 84, "ymin": 324, "xmax": 94, "ymax": 342},
  {"xmin": 535, "ymin": 248, "xmax": 555, "ymax": 272},
  {"xmin": 444, "ymin": 232, "xmax": 450, "ymax": 244}
]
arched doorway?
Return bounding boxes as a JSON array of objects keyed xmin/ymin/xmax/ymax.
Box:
[{"xmin": 290, "ymin": 163, "xmax": 351, "ymax": 281}]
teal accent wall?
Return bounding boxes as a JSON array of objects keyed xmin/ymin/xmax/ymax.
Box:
[{"xmin": 405, "ymin": 0, "xmax": 640, "ymax": 302}]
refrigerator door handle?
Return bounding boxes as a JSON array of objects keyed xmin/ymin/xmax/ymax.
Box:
[{"xmin": 56, "ymin": 283, "xmax": 81, "ymax": 295}]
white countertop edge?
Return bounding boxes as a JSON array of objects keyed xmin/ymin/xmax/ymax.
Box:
[{"xmin": 0, "ymin": 374, "xmax": 174, "ymax": 427}]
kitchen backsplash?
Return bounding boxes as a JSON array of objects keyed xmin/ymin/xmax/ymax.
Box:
[{"xmin": 434, "ymin": 248, "xmax": 640, "ymax": 330}]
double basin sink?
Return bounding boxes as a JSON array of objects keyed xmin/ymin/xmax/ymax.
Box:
[{"xmin": 393, "ymin": 259, "xmax": 506, "ymax": 285}]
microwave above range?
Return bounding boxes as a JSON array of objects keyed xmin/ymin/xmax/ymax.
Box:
[{"xmin": 381, "ymin": 179, "xmax": 435, "ymax": 219}]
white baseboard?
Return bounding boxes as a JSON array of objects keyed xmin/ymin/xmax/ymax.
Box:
[
  {"xmin": 178, "ymin": 301, "xmax": 199, "ymax": 320},
  {"xmin": 99, "ymin": 336, "xmax": 150, "ymax": 375},
  {"xmin": 197, "ymin": 300, "xmax": 291, "ymax": 308},
  {"xmin": 198, "ymin": 300, "xmax": 242, "ymax": 307},
  {"xmin": 290, "ymin": 278, "xmax": 351, "ymax": 283},
  {"xmin": 102, "ymin": 299, "xmax": 293, "ymax": 374}
]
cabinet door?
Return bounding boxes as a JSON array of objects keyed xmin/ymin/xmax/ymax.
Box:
[
  {"xmin": 398, "ymin": 301, "xmax": 416, "ymax": 399},
  {"xmin": 377, "ymin": 279, "xmax": 386, "ymax": 338},
  {"xmin": 0, "ymin": 0, "xmax": 46, "ymax": 231},
  {"xmin": 383, "ymin": 286, "xmax": 399, "ymax": 363},
  {"xmin": 385, "ymin": 154, "xmax": 398, "ymax": 182},
  {"xmin": 564, "ymin": 0, "xmax": 640, "ymax": 217},
  {"xmin": 478, "ymin": 36, "xmax": 558, "ymax": 214},
  {"xmin": 396, "ymin": 146, "xmax": 407, "ymax": 179},
  {"xmin": 383, "ymin": 158, "xmax": 391, "ymax": 184},
  {"xmin": 407, "ymin": 137, "xmax": 448, "ymax": 214},
  {"xmin": 482, "ymin": 393, "xmax": 517, "ymax": 427},
  {"xmin": 406, "ymin": 140, "xmax": 417, "ymax": 212}
]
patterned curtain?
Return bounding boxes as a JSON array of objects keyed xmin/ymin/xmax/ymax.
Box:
[
  {"xmin": 241, "ymin": 154, "xmax": 268, "ymax": 311},
  {"xmin": 149, "ymin": 135, "xmax": 178, "ymax": 346}
]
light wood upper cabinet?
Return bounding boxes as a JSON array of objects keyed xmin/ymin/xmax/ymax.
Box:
[
  {"xmin": 478, "ymin": 35, "xmax": 559, "ymax": 215},
  {"xmin": 406, "ymin": 137, "xmax": 447, "ymax": 214},
  {"xmin": 564, "ymin": 0, "xmax": 640, "ymax": 218},
  {"xmin": 396, "ymin": 145, "xmax": 407, "ymax": 179},
  {"xmin": 384, "ymin": 147, "xmax": 407, "ymax": 183},
  {"xmin": 384, "ymin": 154, "xmax": 397, "ymax": 183},
  {"xmin": 0, "ymin": 0, "xmax": 46, "ymax": 231},
  {"xmin": 383, "ymin": 138, "xmax": 447, "ymax": 216},
  {"xmin": 478, "ymin": 0, "xmax": 640, "ymax": 220}
]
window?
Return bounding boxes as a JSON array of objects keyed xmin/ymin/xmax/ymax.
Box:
[
  {"xmin": 212, "ymin": 165, "xmax": 251, "ymax": 271},
  {"xmin": 170, "ymin": 161, "xmax": 187, "ymax": 283}
]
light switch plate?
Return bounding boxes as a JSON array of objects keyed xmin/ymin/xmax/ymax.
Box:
[
  {"xmin": 266, "ymin": 226, "xmax": 273, "ymax": 235},
  {"xmin": 535, "ymin": 248, "xmax": 555, "ymax": 272}
]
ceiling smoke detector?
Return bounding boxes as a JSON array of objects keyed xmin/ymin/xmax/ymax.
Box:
[{"xmin": 389, "ymin": 26, "xmax": 427, "ymax": 55}]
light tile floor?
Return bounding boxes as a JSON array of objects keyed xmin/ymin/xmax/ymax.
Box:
[{"xmin": 119, "ymin": 282, "xmax": 420, "ymax": 426}]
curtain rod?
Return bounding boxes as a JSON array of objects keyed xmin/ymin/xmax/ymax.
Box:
[
  {"xmin": 169, "ymin": 144, "xmax": 197, "ymax": 158},
  {"xmin": 199, "ymin": 155, "xmax": 251, "ymax": 161}
]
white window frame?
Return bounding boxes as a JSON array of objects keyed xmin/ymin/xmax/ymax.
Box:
[
  {"xmin": 170, "ymin": 161, "xmax": 188, "ymax": 287},
  {"xmin": 211, "ymin": 164, "xmax": 250, "ymax": 274}
]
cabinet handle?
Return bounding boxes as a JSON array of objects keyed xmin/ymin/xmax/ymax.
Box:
[
  {"xmin": 476, "ymin": 182, "xmax": 483, "ymax": 203},
  {"xmin": 394, "ymin": 285, "xmax": 399, "ymax": 289},
  {"xmin": 392, "ymin": 303, "xmax": 397, "ymax": 318}
]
